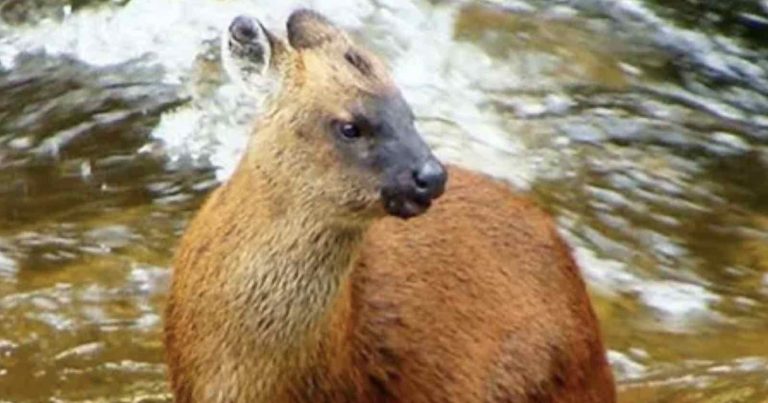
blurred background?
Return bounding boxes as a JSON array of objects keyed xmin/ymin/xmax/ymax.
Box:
[{"xmin": 0, "ymin": 0, "xmax": 767, "ymax": 401}]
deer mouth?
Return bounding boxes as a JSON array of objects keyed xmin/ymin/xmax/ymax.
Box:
[
  {"xmin": 381, "ymin": 189, "xmax": 433, "ymax": 219},
  {"xmin": 379, "ymin": 159, "xmax": 446, "ymax": 220}
]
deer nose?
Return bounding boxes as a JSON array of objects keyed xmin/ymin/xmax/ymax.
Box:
[
  {"xmin": 412, "ymin": 159, "xmax": 447, "ymax": 200},
  {"xmin": 230, "ymin": 15, "xmax": 259, "ymax": 43}
]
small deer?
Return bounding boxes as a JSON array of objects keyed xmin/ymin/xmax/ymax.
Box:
[{"xmin": 164, "ymin": 10, "xmax": 616, "ymax": 403}]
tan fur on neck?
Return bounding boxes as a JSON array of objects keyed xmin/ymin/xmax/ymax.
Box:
[{"xmin": 166, "ymin": 147, "xmax": 365, "ymax": 401}]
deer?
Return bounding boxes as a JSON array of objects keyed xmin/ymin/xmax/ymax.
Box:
[{"xmin": 164, "ymin": 9, "xmax": 616, "ymax": 403}]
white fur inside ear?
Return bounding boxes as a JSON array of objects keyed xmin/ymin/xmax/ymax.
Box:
[{"xmin": 221, "ymin": 15, "xmax": 277, "ymax": 99}]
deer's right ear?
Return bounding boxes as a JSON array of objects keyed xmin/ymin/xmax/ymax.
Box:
[{"xmin": 222, "ymin": 15, "xmax": 289, "ymax": 96}]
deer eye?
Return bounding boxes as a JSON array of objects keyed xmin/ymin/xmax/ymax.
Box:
[{"xmin": 336, "ymin": 121, "xmax": 362, "ymax": 141}]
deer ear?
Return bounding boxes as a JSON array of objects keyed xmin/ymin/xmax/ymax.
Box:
[
  {"xmin": 226, "ymin": 16, "xmax": 272, "ymax": 74},
  {"xmin": 286, "ymin": 9, "xmax": 344, "ymax": 49},
  {"xmin": 222, "ymin": 15, "xmax": 289, "ymax": 96}
]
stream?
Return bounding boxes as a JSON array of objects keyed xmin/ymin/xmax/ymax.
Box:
[{"xmin": 1, "ymin": 0, "xmax": 767, "ymax": 401}]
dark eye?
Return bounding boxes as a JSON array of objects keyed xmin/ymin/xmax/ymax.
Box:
[{"xmin": 337, "ymin": 121, "xmax": 362, "ymax": 140}]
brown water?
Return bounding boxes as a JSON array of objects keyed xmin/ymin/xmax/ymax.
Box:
[{"xmin": 0, "ymin": 0, "xmax": 767, "ymax": 401}]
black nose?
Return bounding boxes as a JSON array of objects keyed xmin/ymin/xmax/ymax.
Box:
[
  {"xmin": 230, "ymin": 15, "xmax": 259, "ymax": 43},
  {"xmin": 412, "ymin": 159, "xmax": 447, "ymax": 200}
]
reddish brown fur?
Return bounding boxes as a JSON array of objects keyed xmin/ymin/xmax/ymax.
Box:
[
  {"xmin": 164, "ymin": 9, "xmax": 615, "ymax": 403},
  {"xmin": 166, "ymin": 167, "xmax": 615, "ymax": 402},
  {"xmin": 351, "ymin": 168, "xmax": 615, "ymax": 402}
]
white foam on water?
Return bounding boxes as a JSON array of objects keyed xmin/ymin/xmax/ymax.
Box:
[
  {"xmin": 608, "ymin": 350, "xmax": 647, "ymax": 380},
  {"xmin": 0, "ymin": 42, "xmax": 15, "ymax": 70},
  {"xmin": 0, "ymin": 0, "xmax": 373, "ymax": 76},
  {"xmin": 0, "ymin": 0, "xmax": 370, "ymax": 177},
  {"xmin": 151, "ymin": 82, "xmax": 255, "ymax": 180},
  {"xmin": 0, "ymin": 251, "xmax": 18, "ymax": 279},
  {"xmin": 636, "ymin": 281, "xmax": 720, "ymax": 318},
  {"xmin": 382, "ymin": 5, "xmax": 532, "ymax": 188},
  {"xmin": 570, "ymin": 245, "xmax": 639, "ymax": 295},
  {"xmin": 0, "ymin": 0, "xmax": 534, "ymax": 183},
  {"xmin": 1, "ymin": 0, "xmax": 738, "ymax": 342},
  {"xmin": 564, "ymin": 226, "xmax": 722, "ymax": 329}
]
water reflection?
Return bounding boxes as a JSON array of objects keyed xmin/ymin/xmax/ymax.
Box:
[{"xmin": 0, "ymin": 0, "xmax": 767, "ymax": 401}]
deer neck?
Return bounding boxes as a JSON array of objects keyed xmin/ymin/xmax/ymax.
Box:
[{"xmin": 220, "ymin": 146, "xmax": 367, "ymax": 356}]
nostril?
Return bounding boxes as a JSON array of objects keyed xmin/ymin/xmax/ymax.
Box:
[
  {"xmin": 413, "ymin": 160, "xmax": 447, "ymax": 198},
  {"xmin": 230, "ymin": 16, "xmax": 258, "ymax": 43},
  {"xmin": 412, "ymin": 169, "xmax": 429, "ymax": 190}
]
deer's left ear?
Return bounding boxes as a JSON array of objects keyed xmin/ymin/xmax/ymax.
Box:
[
  {"xmin": 222, "ymin": 15, "xmax": 290, "ymax": 95},
  {"xmin": 286, "ymin": 9, "xmax": 346, "ymax": 50},
  {"xmin": 226, "ymin": 16, "xmax": 272, "ymax": 75}
]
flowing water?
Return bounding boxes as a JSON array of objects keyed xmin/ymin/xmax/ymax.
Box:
[{"xmin": 0, "ymin": 0, "xmax": 767, "ymax": 401}]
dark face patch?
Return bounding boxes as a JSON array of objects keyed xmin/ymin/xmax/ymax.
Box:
[{"xmin": 330, "ymin": 94, "xmax": 447, "ymax": 219}]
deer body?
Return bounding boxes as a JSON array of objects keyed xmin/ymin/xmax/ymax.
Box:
[{"xmin": 165, "ymin": 10, "xmax": 615, "ymax": 403}]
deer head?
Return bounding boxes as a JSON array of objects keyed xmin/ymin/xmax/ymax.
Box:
[{"xmin": 223, "ymin": 10, "xmax": 446, "ymax": 222}]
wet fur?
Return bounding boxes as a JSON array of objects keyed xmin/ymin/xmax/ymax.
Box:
[{"xmin": 165, "ymin": 9, "xmax": 615, "ymax": 403}]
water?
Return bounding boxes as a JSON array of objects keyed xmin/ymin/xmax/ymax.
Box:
[{"xmin": 0, "ymin": 0, "xmax": 767, "ymax": 401}]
